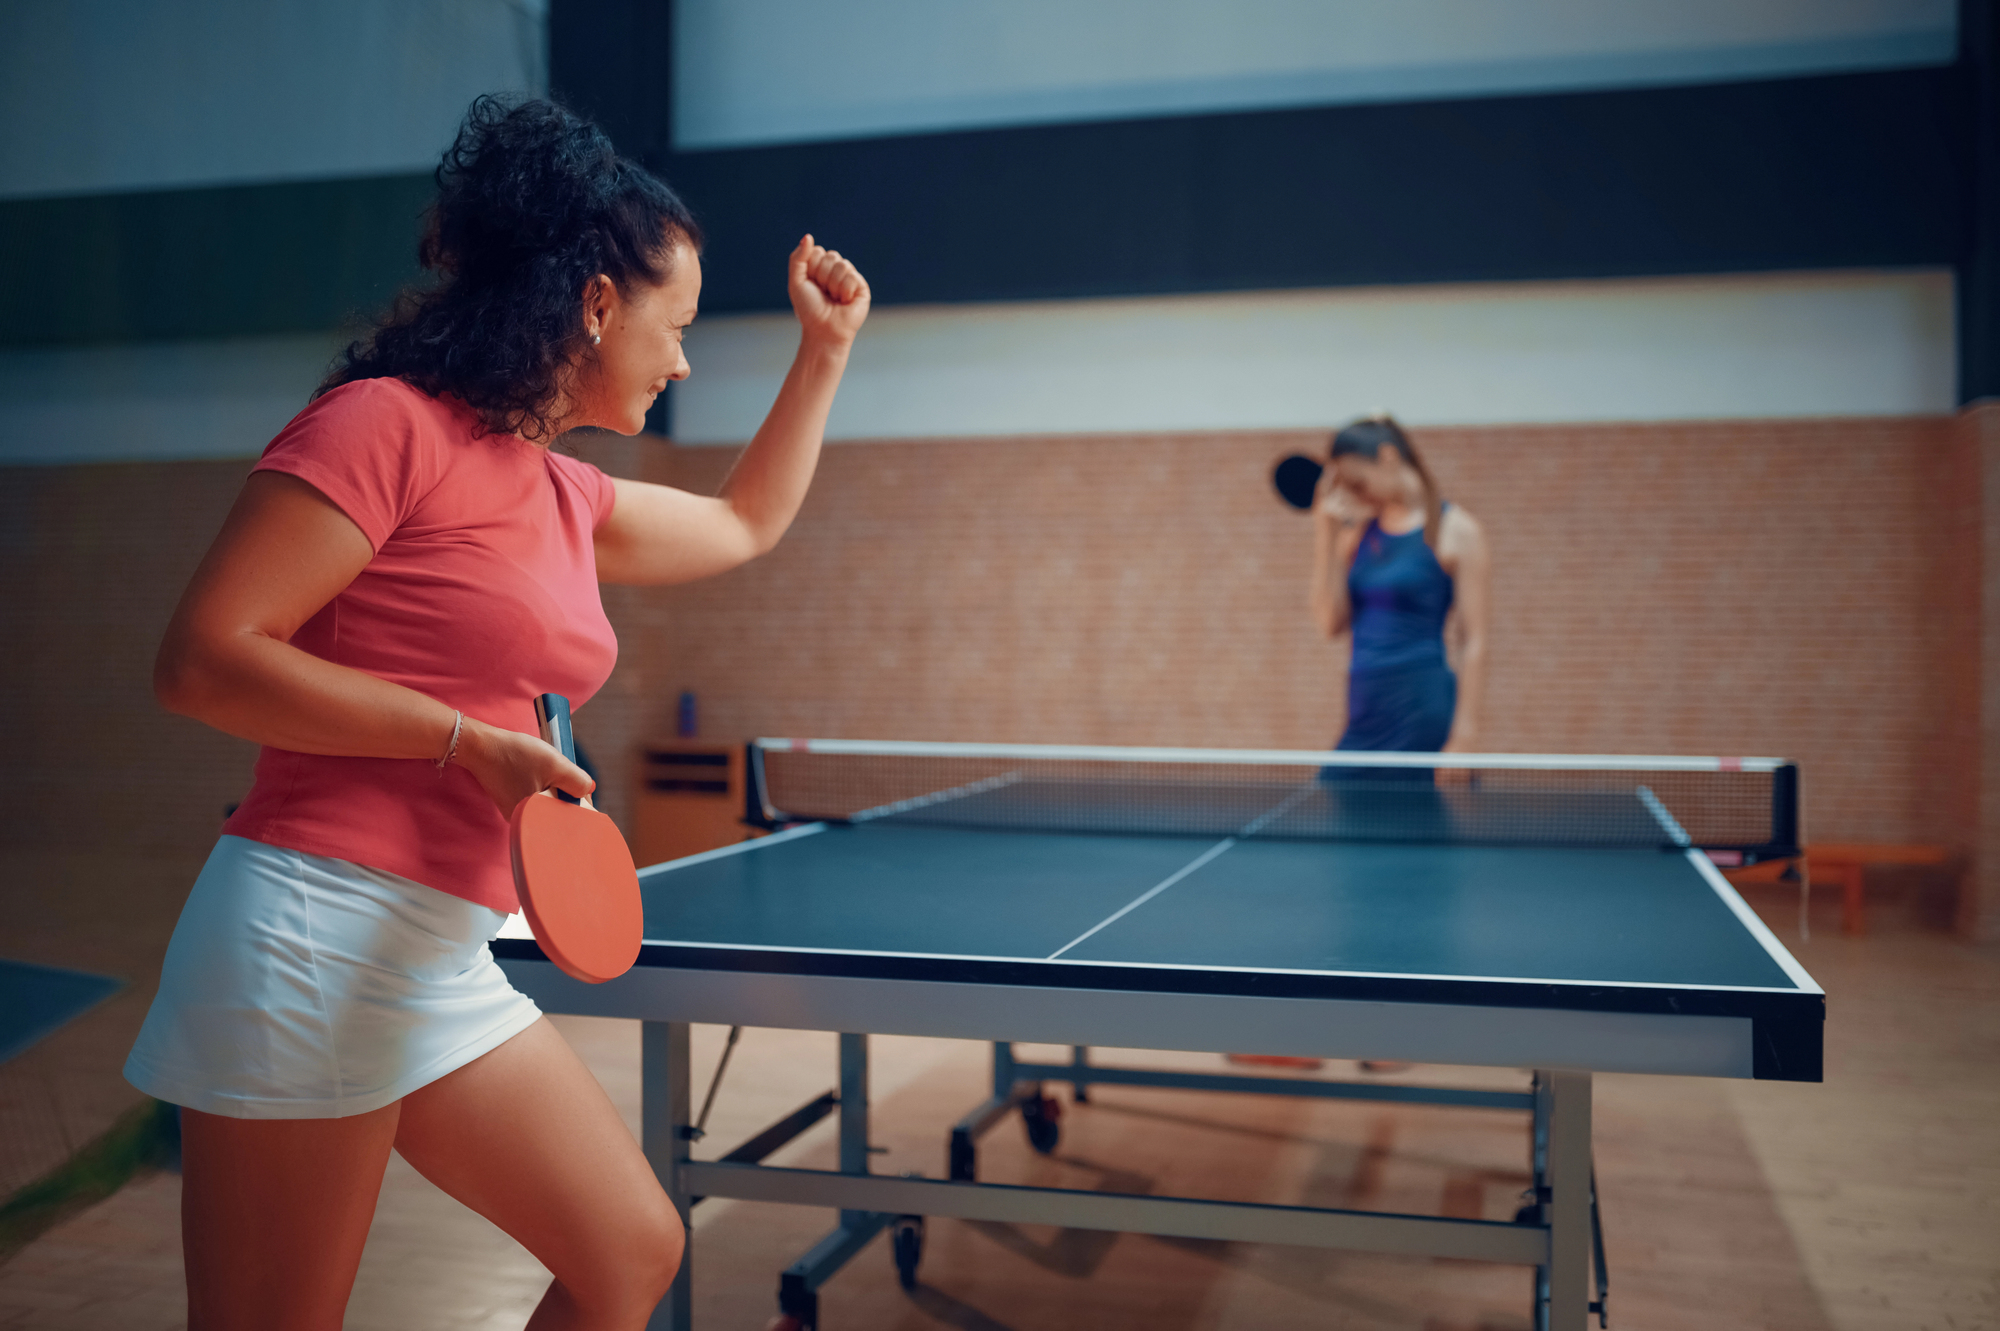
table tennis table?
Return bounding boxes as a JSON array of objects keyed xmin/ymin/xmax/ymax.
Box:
[{"xmin": 495, "ymin": 741, "xmax": 1822, "ymax": 1331}]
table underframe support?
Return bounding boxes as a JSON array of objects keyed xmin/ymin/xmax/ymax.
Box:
[
  {"xmin": 1025, "ymin": 1045, "xmax": 1535, "ymax": 1109},
  {"xmin": 643, "ymin": 1033, "xmax": 1599, "ymax": 1330},
  {"xmin": 950, "ymin": 1041, "xmax": 1536, "ymax": 1182}
]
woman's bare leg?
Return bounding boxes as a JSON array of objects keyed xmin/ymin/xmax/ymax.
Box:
[
  {"xmin": 180, "ymin": 1103, "xmax": 400, "ymax": 1331},
  {"xmin": 393, "ymin": 1018, "xmax": 683, "ymax": 1330}
]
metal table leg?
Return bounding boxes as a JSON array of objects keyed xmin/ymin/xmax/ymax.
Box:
[
  {"xmin": 644, "ymin": 1021, "xmax": 694, "ymax": 1331},
  {"xmin": 1533, "ymin": 1070, "xmax": 1594, "ymax": 1330},
  {"xmin": 772, "ymin": 1033, "xmax": 892, "ymax": 1329},
  {"xmin": 949, "ymin": 1041, "xmax": 1036, "ymax": 1180}
]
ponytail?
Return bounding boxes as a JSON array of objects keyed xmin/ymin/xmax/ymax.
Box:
[{"xmin": 1329, "ymin": 414, "xmax": 1442, "ymax": 549}]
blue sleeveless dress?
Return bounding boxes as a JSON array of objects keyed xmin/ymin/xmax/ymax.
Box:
[{"xmin": 1325, "ymin": 507, "xmax": 1457, "ymax": 782}]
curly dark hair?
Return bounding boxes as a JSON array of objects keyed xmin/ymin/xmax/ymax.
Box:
[{"xmin": 320, "ymin": 95, "xmax": 702, "ymax": 440}]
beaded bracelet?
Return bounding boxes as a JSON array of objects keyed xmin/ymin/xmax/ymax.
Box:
[{"xmin": 436, "ymin": 710, "xmax": 464, "ymax": 772}]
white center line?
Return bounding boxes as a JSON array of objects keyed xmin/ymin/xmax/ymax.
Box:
[
  {"xmin": 1044, "ymin": 785, "xmax": 1315, "ymax": 961},
  {"xmin": 1635, "ymin": 785, "xmax": 1691, "ymax": 846},
  {"xmin": 1238, "ymin": 783, "xmax": 1315, "ymax": 838},
  {"xmin": 1046, "ymin": 838, "xmax": 1238, "ymax": 960}
]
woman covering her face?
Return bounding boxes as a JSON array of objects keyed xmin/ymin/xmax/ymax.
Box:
[
  {"xmin": 126, "ymin": 95, "xmax": 870, "ymax": 1327},
  {"xmin": 1308, "ymin": 416, "xmax": 1492, "ymax": 780}
]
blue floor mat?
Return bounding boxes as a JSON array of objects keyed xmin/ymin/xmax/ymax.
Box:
[{"xmin": 0, "ymin": 958, "xmax": 125, "ymax": 1064}]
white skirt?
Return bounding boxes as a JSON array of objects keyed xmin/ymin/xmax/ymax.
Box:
[{"xmin": 125, "ymin": 835, "xmax": 542, "ymax": 1119}]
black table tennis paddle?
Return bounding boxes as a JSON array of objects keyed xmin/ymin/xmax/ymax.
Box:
[{"xmin": 1273, "ymin": 454, "xmax": 1323, "ymax": 511}]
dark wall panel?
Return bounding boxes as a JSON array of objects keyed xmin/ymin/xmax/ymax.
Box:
[
  {"xmin": 549, "ymin": 0, "xmax": 673, "ymax": 164},
  {"xmin": 1, "ymin": 35, "xmax": 1979, "ymax": 405},
  {"xmin": 1960, "ymin": 0, "xmax": 1998, "ymax": 402},
  {"xmin": 669, "ymin": 66, "xmax": 1964, "ymax": 314}
]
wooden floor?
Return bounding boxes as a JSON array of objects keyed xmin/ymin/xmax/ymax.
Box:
[{"xmin": 0, "ymin": 855, "xmax": 1994, "ymax": 1330}]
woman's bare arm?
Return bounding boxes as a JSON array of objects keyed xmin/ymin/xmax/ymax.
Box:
[
  {"xmin": 1439, "ymin": 507, "xmax": 1491, "ymax": 750},
  {"xmin": 1309, "ymin": 514, "xmax": 1359, "ymax": 638},
  {"xmin": 1309, "ymin": 470, "xmax": 1369, "ymax": 638},
  {"xmin": 154, "ymin": 471, "xmax": 589, "ymax": 814},
  {"xmin": 594, "ymin": 239, "xmax": 869, "ymax": 586},
  {"xmin": 592, "ymin": 341, "xmax": 850, "ymax": 584}
]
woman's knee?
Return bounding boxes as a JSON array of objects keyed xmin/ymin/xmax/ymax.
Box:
[
  {"xmin": 638, "ymin": 1203, "xmax": 686, "ymax": 1296},
  {"xmin": 568, "ymin": 1198, "xmax": 684, "ymax": 1310}
]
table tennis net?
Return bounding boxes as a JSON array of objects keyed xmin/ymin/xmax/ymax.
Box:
[{"xmin": 747, "ymin": 744, "xmax": 1800, "ymax": 859}]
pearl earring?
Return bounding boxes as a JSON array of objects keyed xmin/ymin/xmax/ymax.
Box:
[{"xmin": 591, "ymin": 333, "xmax": 601, "ymax": 346}]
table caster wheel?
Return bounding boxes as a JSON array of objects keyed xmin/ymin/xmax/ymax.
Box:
[
  {"xmin": 891, "ymin": 1214, "xmax": 925, "ymax": 1289},
  {"xmin": 774, "ymin": 1274, "xmax": 817, "ymax": 1329},
  {"xmin": 1022, "ymin": 1093, "xmax": 1061, "ymax": 1154}
]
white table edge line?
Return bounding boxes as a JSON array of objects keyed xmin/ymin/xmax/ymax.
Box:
[
  {"xmin": 635, "ymin": 822, "xmax": 826, "ymax": 878},
  {"xmin": 1683, "ymin": 848, "xmax": 1824, "ymax": 994},
  {"xmin": 607, "ymin": 940, "xmax": 1817, "ymax": 996}
]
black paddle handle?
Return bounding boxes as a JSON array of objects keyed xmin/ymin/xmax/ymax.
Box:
[{"xmin": 534, "ymin": 694, "xmax": 583, "ymax": 806}]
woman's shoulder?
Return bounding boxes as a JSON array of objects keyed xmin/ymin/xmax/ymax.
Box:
[
  {"xmin": 311, "ymin": 376, "xmax": 463, "ymax": 427},
  {"xmin": 542, "ymin": 448, "xmax": 619, "ymax": 528},
  {"xmin": 1437, "ymin": 503, "xmax": 1487, "ymax": 561},
  {"xmin": 1437, "ymin": 501, "xmax": 1480, "ymax": 532},
  {"xmin": 281, "ymin": 380, "xmax": 490, "ymax": 469},
  {"xmin": 267, "ymin": 375, "xmax": 487, "ymax": 482},
  {"xmin": 268, "ymin": 378, "xmax": 426, "ymax": 453}
]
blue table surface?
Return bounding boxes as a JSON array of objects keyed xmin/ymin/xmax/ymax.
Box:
[
  {"xmin": 638, "ymin": 819, "xmax": 1800, "ymax": 993},
  {"xmin": 0, "ymin": 957, "xmax": 124, "ymax": 1064}
]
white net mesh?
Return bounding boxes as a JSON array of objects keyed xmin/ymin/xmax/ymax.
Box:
[{"xmin": 749, "ymin": 744, "xmax": 1797, "ymax": 857}]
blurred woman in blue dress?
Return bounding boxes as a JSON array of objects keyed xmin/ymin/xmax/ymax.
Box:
[{"xmin": 1309, "ymin": 415, "xmax": 1492, "ymax": 780}]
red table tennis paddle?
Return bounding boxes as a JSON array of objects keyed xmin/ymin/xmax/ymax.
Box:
[{"xmin": 508, "ymin": 693, "xmax": 643, "ymax": 984}]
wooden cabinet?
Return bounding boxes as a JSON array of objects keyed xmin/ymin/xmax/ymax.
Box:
[{"xmin": 632, "ymin": 740, "xmax": 756, "ymax": 867}]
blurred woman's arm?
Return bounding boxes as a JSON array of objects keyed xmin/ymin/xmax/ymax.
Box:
[
  {"xmin": 1440, "ymin": 508, "xmax": 1491, "ymax": 751},
  {"xmin": 1309, "ymin": 472, "xmax": 1368, "ymax": 638}
]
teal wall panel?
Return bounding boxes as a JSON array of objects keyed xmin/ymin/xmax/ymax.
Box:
[{"xmin": 1, "ymin": 174, "xmax": 436, "ymax": 348}]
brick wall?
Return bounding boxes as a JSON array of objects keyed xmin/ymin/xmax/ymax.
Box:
[
  {"xmin": 1, "ymin": 460, "xmax": 260, "ymax": 856},
  {"xmin": 577, "ymin": 415, "xmax": 1982, "ymax": 860},
  {"xmin": 1972, "ymin": 401, "xmax": 2000, "ymax": 940},
  {"xmin": 3, "ymin": 413, "xmax": 1986, "ymax": 930}
]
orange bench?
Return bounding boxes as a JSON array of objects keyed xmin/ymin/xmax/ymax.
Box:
[{"xmin": 1727, "ymin": 844, "xmax": 1959, "ymax": 936}]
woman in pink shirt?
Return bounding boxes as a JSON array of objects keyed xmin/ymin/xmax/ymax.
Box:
[{"xmin": 126, "ymin": 96, "xmax": 868, "ymax": 1329}]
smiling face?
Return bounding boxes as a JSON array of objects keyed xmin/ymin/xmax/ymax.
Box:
[{"xmin": 566, "ymin": 240, "xmax": 702, "ymax": 436}]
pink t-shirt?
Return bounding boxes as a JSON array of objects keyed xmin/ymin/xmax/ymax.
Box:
[{"xmin": 223, "ymin": 378, "xmax": 619, "ymax": 913}]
